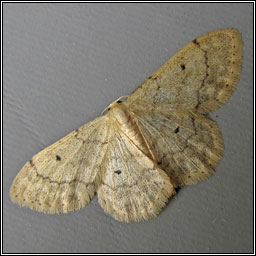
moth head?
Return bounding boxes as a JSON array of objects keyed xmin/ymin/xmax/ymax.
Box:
[{"xmin": 101, "ymin": 96, "xmax": 129, "ymax": 116}]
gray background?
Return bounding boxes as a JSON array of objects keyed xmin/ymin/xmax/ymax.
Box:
[{"xmin": 3, "ymin": 3, "xmax": 253, "ymax": 253}]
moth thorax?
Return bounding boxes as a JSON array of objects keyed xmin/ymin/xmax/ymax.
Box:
[
  {"xmin": 111, "ymin": 105, "xmax": 129, "ymax": 125},
  {"xmin": 111, "ymin": 106, "xmax": 139, "ymax": 138},
  {"xmin": 111, "ymin": 105, "xmax": 148, "ymax": 154}
]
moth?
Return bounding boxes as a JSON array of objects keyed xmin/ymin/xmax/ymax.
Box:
[{"xmin": 10, "ymin": 28, "xmax": 242, "ymax": 222}]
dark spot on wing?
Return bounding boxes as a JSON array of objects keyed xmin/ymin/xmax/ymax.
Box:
[
  {"xmin": 174, "ymin": 127, "xmax": 179, "ymax": 133},
  {"xmin": 114, "ymin": 170, "xmax": 121, "ymax": 175},
  {"xmin": 175, "ymin": 187, "xmax": 181, "ymax": 193},
  {"xmin": 193, "ymin": 38, "xmax": 199, "ymax": 45},
  {"xmin": 29, "ymin": 159, "xmax": 34, "ymax": 167},
  {"xmin": 180, "ymin": 64, "xmax": 185, "ymax": 70},
  {"xmin": 56, "ymin": 155, "xmax": 61, "ymax": 161}
]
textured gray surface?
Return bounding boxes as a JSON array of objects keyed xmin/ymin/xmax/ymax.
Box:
[{"xmin": 3, "ymin": 3, "xmax": 253, "ymax": 253}]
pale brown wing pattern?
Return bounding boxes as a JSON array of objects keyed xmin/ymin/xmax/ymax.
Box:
[
  {"xmin": 129, "ymin": 109, "xmax": 223, "ymax": 187},
  {"xmin": 10, "ymin": 116, "xmax": 110, "ymax": 213},
  {"xmin": 125, "ymin": 29, "xmax": 242, "ymax": 114},
  {"xmin": 97, "ymin": 126, "xmax": 175, "ymax": 222},
  {"xmin": 10, "ymin": 28, "xmax": 242, "ymax": 222}
]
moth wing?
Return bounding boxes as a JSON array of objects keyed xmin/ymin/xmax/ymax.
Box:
[
  {"xmin": 10, "ymin": 116, "xmax": 110, "ymax": 213},
  {"xmin": 129, "ymin": 109, "xmax": 223, "ymax": 187},
  {"xmin": 125, "ymin": 28, "xmax": 242, "ymax": 114},
  {"xmin": 97, "ymin": 126, "xmax": 175, "ymax": 222}
]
